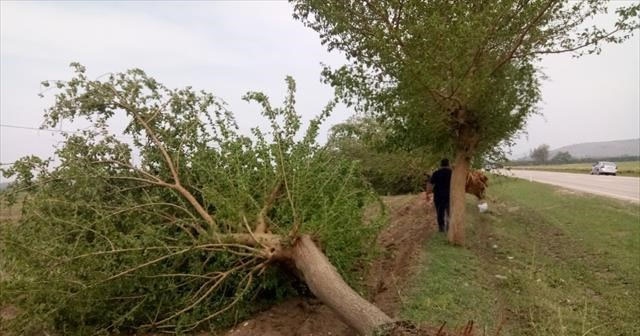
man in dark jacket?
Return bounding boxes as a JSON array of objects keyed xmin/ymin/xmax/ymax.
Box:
[{"xmin": 429, "ymin": 158, "xmax": 452, "ymax": 232}]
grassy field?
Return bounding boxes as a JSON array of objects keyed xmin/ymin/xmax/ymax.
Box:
[
  {"xmin": 510, "ymin": 161, "xmax": 640, "ymax": 177},
  {"xmin": 402, "ymin": 176, "xmax": 640, "ymax": 335}
]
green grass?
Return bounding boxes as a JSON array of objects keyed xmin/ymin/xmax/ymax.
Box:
[
  {"xmin": 511, "ymin": 161, "xmax": 640, "ymax": 177},
  {"xmin": 402, "ymin": 233, "xmax": 500, "ymax": 333},
  {"xmin": 402, "ymin": 176, "xmax": 640, "ymax": 335}
]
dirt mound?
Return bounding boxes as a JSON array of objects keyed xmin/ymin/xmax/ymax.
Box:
[{"xmin": 227, "ymin": 193, "xmax": 435, "ymax": 336}]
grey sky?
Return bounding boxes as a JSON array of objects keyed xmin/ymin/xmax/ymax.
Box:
[
  {"xmin": 512, "ymin": 35, "xmax": 639, "ymax": 158},
  {"xmin": 1, "ymin": 1, "xmax": 639, "ymax": 171}
]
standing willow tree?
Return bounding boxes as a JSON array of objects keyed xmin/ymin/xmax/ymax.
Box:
[
  {"xmin": 0, "ymin": 64, "xmax": 398, "ymax": 335},
  {"xmin": 291, "ymin": 0, "xmax": 639, "ymax": 244}
]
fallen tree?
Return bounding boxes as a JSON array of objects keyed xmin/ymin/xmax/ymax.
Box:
[{"xmin": 0, "ymin": 65, "xmax": 403, "ymax": 335}]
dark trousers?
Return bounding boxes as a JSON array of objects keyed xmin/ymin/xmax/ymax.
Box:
[{"xmin": 434, "ymin": 197, "xmax": 449, "ymax": 232}]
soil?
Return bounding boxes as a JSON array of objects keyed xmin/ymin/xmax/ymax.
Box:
[{"xmin": 226, "ymin": 193, "xmax": 436, "ymax": 336}]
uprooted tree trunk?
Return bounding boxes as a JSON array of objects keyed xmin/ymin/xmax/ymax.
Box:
[
  {"xmin": 228, "ymin": 192, "xmax": 393, "ymax": 334},
  {"xmin": 173, "ymin": 226, "xmax": 395, "ymax": 334},
  {"xmin": 224, "ymin": 233, "xmax": 394, "ymax": 335},
  {"xmin": 289, "ymin": 234, "xmax": 393, "ymax": 334},
  {"xmin": 183, "ymin": 193, "xmax": 396, "ymax": 334},
  {"xmin": 203, "ymin": 233, "xmax": 395, "ymax": 335}
]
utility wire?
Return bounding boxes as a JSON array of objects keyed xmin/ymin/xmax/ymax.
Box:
[
  {"xmin": 0, "ymin": 123, "xmax": 135, "ymax": 166},
  {"xmin": 1, "ymin": 123, "xmax": 84, "ymax": 135},
  {"xmin": 0, "ymin": 123, "xmax": 133, "ymax": 139}
]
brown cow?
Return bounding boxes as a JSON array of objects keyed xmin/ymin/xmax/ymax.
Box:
[{"xmin": 466, "ymin": 170, "xmax": 488, "ymax": 200}]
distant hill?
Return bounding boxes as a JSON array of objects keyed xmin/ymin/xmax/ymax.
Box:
[{"xmin": 549, "ymin": 138, "xmax": 640, "ymax": 159}]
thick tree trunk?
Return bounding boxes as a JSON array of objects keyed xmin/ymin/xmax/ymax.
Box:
[
  {"xmin": 448, "ymin": 151, "xmax": 470, "ymax": 245},
  {"xmin": 290, "ymin": 234, "xmax": 393, "ymax": 335}
]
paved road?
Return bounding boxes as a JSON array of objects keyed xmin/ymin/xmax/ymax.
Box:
[{"xmin": 507, "ymin": 170, "xmax": 640, "ymax": 203}]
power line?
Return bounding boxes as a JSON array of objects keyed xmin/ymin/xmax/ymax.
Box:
[
  {"xmin": 0, "ymin": 123, "xmax": 133, "ymax": 140},
  {"xmin": 1, "ymin": 123, "xmax": 80, "ymax": 134}
]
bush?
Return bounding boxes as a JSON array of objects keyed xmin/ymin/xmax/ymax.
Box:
[{"xmin": 327, "ymin": 117, "xmax": 435, "ymax": 195}]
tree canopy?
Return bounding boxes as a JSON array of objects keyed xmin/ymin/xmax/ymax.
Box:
[
  {"xmin": 531, "ymin": 143, "xmax": 551, "ymax": 163},
  {"xmin": 327, "ymin": 116, "xmax": 436, "ymax": 194},
  {"xmin": 551, "ymin": 151, "xmax": 572, "ymax": 163},
  {"xmin": 293, "ymin": 0, "xmax": 638, "ymax": 154},
  {"xmin": 291, "ymin": 0, "xmax": 639, "ymax": 244}
]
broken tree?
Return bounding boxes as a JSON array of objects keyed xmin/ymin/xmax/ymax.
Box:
[{"xmin": 0, "ymin": 65, "xmax": 397, "ymax": 335}]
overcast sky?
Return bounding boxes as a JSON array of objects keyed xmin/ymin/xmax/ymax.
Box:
[{"xmin": 1, "ymin": 1, "xmax": 639, "ymax": 171}]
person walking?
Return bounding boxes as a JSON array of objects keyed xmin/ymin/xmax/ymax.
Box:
[{"xmin": 429, "ymin": 158, "xmax": 452, "ymax": 232}]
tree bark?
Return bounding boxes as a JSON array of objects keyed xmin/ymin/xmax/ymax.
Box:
[
  {"xmin": 222, "ymin": 232, "xmax": 395, "ymax": 334},
  {"xmin": 448, "ymin": 151, "xmax": 470, "ymax": 245},
  {"xmin": 290, "ymin": 234, "xmax": 393, "ymax": 335}
]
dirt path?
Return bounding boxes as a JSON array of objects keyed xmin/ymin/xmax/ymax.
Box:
[{"xmin": 227, "ymin": 193, "xmax": 435, "ymax": 336}]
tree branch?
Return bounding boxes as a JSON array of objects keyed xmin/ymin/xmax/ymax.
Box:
[
  {"xmin": 492, "ymin": 0, "xmax": 559, "ymax": 74},
  {"xmin": 93, "ymin": 159, "xmax": 163, "ymax": 183},
  {"xmin": 129, "ymin": 109, "xmax": 181, "ymax": 185},
  {"xmin": 106, "ymin": 86, "xmax": 218, "ymax": 231},
  {"xmin": 452, "ymin": 2, "xmax": 513, "ymax": 98},
  {"xmin": 106, "ymin": 176, "xmax": 173, "ymax": 188},
  {"xmin": 526, "ymin": 27, "xmax": 622, "ymax": 56},
  {"xmin": 178, "ymin": 269, "xmax": 256, "ymax": 332},
  {"xmin": 254, "ymin": 180, "xmax": 283, "ymax": 234},
  {"xmin": 172, "ymin": 183, "xmax": 217, "ymax": 231}
]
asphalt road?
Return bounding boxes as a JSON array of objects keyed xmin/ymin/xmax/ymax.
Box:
[{"xmin": 507, "ymin": 169, "xmax": 640, "ymax": 203}]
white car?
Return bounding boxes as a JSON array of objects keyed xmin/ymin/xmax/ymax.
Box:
[{"xmin": 591, "ymin": 161, "xmax": 617, "ymax": 176}]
